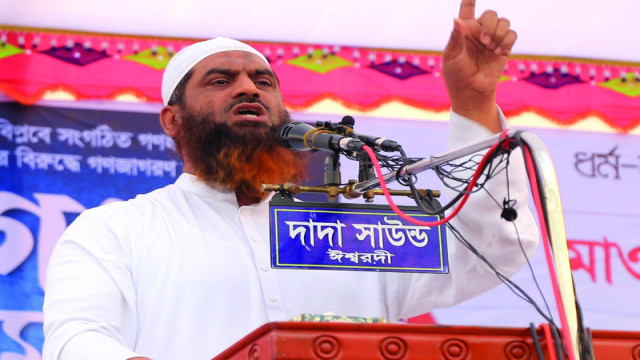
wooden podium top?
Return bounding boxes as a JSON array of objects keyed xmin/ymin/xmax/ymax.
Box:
[{"xmin": 213, "ymin": 321, "xmax": 640, "ymax": 360}]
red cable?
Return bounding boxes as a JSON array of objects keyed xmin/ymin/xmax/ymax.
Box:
[
  {"xmin": 522, "ymin": 145, "xmax": 576, "ymax": 360},
  {"xmin": 540, "ymin": 323, "xmax": 559, "ymax": 360},
  {"xmin": 361, "ymin": 131, "xmax": 504, "ymax": 227}
]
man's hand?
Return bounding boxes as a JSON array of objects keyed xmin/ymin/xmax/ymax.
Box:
[{"xmin": 443, "ymin": 0, "xmax": 517, "ymax": 133}]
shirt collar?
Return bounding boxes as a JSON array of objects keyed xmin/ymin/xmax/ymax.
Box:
[{"xmin": 174, "ymin": 173, "xmax": 274, "ymax": 207}]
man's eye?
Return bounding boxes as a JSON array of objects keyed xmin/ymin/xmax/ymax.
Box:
[
  {"xmin": 209, "ymin": 79, "xmax": 229, "ymax": 85},
  {"xmin": 255, "ymin": 80, "xmax": 272, "ymax": 86}
]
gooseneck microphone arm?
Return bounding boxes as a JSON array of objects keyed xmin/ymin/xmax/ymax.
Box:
[
  {"xmin": 277, "ymin": 118, "xmax": 403, "ymax": 153},
  {"xmin": 350, "ymin": 130, "xmax": 514, "ymax": 195},
  {"xmin": 338, "ymin": 116, "xmax": 402, "ymax": 152},
  {"xmin": 277, "ymin": 121, "xmax": 365, "ymax": 152}
]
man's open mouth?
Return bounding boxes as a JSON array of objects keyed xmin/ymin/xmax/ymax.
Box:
[{"xmin": 233, "ymin": 103, "xmax": 266, "ymax": 118}]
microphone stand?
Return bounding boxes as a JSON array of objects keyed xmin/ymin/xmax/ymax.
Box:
[
  {"xmin": 262, "ymin": 181, "xmax": 440, "ymax": 200},
  {"xmin": 268, "ymin": 126, "xmax": 586, "ymax": 359},
  {"xmin": 348, "ymin": 129, "xmax": 583, "ymax": 360},
  {"xmin": 323, "ymin": 150, "xmax": 342, "ymax": 201}
]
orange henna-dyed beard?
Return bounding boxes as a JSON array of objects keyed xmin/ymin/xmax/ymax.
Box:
[{"xmin": 173, "ymin": 106, "xmax": 307, "ymax": 201}]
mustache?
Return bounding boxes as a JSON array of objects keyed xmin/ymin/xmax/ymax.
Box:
[{"xmin": 223, "ymin": 96, "xmax": 272, "ymax": 114}]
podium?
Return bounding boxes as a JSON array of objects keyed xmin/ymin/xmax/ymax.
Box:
[{"xmin": 213, "ymin": 322, "xmax": 640, "ymax": 360}]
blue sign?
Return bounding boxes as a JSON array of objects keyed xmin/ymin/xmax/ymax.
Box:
[{"xmin": 270, "ymin": 201, "xmax": 448, "ymax": 273}]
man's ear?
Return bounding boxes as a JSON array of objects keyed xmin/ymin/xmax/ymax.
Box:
[{"xmin": 160, "ymin": 105, "xmax": 181, "ymax": 137}]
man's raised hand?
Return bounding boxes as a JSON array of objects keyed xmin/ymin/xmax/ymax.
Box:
[{"xmin": 442, "ymin": 0, "xmax": 517, "ymax": 132}]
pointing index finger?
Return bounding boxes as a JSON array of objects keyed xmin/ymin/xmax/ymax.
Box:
[{"xmin": 458, "ymin": 0, "xmax": 476, "ymax": 20}]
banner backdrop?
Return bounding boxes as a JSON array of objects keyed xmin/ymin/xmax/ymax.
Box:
[
  {"xmin": 0, "ymin": 101, "xmax": 181, "ymax": 359},
  {"xmin": 1, "ymin": 101, "xmax": 640, "ymax": 359},
  {"xmin": 1, "ymin": 27, "xmax": 639, "ymax": 133}
]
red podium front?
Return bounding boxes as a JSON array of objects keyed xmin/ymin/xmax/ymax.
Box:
[{"xmin": 213, "ymin": 321, "xmax": 640, "ymax": 359}]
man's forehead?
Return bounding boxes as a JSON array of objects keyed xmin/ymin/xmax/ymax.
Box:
[
  {"xmin": 161, "ymin": 37, "xmax": 270, "ymax": 105},
  {"xmin": 194, "ymin": 51, "xmax": 272, "ymax": 72}
]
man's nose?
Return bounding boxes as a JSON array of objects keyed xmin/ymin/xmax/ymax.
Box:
[{"xmin": 232, "ymin": 75, "xmax": 259, "ymax": 98}]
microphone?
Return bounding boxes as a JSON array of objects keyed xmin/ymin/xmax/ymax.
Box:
[
  {"xmin": 277, "ymin": 122, "xmax": 365, "ymax": 152},
  {"xmin": 338, "ymin": 116, "xmax": 402, "ymax": 152}
]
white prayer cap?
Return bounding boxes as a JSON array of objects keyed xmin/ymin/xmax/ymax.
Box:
[{"xmin": 161, "ymin": 37, "xmax": 269, "ymax": 105}]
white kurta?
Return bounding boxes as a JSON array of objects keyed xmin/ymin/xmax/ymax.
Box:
[{"xmin": 43, "ymin": 113, "xmax": 539, "ymax": 360}]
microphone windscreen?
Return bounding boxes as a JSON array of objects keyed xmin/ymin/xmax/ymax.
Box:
[
  {"xmin": 340, "ymin": 115, "xmax": 355, "ymax": 127},
  {"xmin": 277, "ymin": 122, "xmax": 316, "ymax": 151}
]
